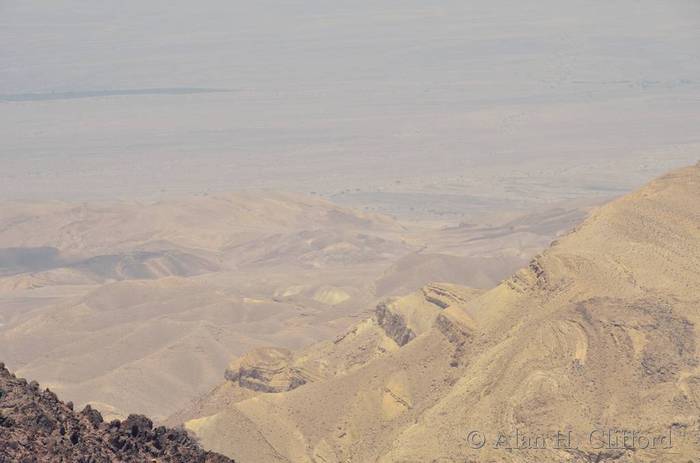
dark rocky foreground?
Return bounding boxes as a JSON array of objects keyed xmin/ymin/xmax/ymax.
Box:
[{"xmin": 0, "ymin": 362, "xmax": 234, "ymax": 463}]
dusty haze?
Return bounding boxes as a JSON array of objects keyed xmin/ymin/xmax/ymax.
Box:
[{"xmin": 1, "ymin": 0, "xmax": 699, "ymax": 220}]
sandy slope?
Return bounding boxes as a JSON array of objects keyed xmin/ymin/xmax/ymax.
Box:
[
  {"xmin": 185, "ymin": 162, "xmax": 700, "ymax": 462},
  {"xmin": 0, "ymin": 192, "xmax": 582, "ymax": 421}
]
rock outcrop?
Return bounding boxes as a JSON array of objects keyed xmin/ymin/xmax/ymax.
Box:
[
  {"xmin": 374, "ymin": 301, "xmax": 416, "ymax": 346},
  {"xmin": 375, "ymin": 283, "xmax": 482, "ymax": 347},
  {"xmin": 0, "ymin": 363, "xmax": 235, "ymax": 463},
  {"xmin": 224, "ymin": 347, "xmax": 309, "ymax": 393}
]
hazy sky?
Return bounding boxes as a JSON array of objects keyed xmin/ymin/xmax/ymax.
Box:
[{"xmin": 1, "ymin": 0, "xmax": 699, "ymax": 206}]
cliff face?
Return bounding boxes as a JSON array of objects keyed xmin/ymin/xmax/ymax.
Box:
[
  {"xmin": 0, "ymin": 363, "xmax": 235, "ymax": 463},
  {"xmin": 374, "ymin": 302, "xmax": 416, "ymax": 346}
]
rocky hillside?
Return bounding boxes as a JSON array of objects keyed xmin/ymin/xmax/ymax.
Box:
[{"xmin": 0, "ymin": 363, "xmax": 234, "ymax": 463}]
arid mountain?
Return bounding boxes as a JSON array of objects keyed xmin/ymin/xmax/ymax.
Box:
[
  {"xmin": 0, "ymin": 192, "xmax": 583, "ymax": 422},
  {"xmin": 168, "ymin": 282, "xmax": 483, "ymax": 427},
  {"xmin": 0, "ymin": 363, "xmax": 233, "ymax": 463},
  {"xmin": 181, "ymin": 163, "xmax": 700, "ymax": 462}
]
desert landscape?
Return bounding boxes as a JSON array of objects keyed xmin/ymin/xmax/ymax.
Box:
[
  {"xmin": 0, "ymin": 192, "xmax": 589, "ymax": 421},
  {"xmin": 2, "ymin": 1, "xmax": 699, "ymax": 462},
  {"xmin": 175, "ymin": 163, "xmax": 700, "ymax": 463}
]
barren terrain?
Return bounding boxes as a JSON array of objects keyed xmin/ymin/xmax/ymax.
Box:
[
  {"xmin": 181, "ymin": 163, "xmax": 700, "ymax": 463},
  {"xmin": 0, "ymin": 192, "xmax": 586, "ymax": 421}
]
